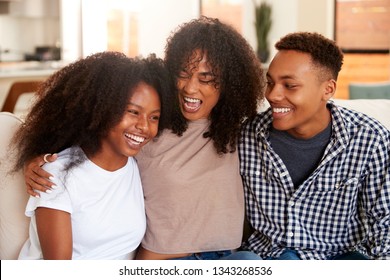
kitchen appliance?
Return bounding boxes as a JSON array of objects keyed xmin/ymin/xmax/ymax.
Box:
[{"xmin": 24, "ymin": 46, "xmax": 61, "ymax": 61}]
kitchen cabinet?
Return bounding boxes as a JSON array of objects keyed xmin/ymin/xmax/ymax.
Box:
[
  {"xmin": 0, "ymin": 0, "xmax": 59, "ymax": 18},
  {"xmin": 0, "ymin": 0, "xmax": 60, "ymax": 62}
]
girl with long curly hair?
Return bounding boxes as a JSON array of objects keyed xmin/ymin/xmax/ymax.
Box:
[
  {"xmin": 24, "ymin": 17, "xmax": 265, "ymax": 260},
  {"xmin": 13, "ymin": 51, "xmax": 172, "ymax": 259}
]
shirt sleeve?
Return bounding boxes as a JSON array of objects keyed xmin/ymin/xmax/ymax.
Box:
[{"xmin": 361, "ymin": 134, "xmax": 390, "ymax": 260}]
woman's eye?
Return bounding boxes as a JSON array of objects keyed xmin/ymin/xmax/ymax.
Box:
[
  {"xmin": 178, "ymin": 71, "xmax": 190, "ymax": 79},
  {"xmin": 198, "ymin": 73, "xmax": 214, "ymax": 82},
  {"xmin": 266, "ymin": 81, "xmax": 274, "ymax": 88},
  {"xmin": 128, "ymin": 109, "xmax": 138, "ymax": 115},
  {"xmin": 151, "ymin": 115, "xmax": 160, "ymax": 121},
  {"xmin": 200, "ymin": 78, "xmax": 215, "ymax": 84},
  {"xmin": 285, "ymin": 84, "xmax": 296, "ymax": 89}
]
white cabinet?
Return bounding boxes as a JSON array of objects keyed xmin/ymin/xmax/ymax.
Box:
[{"xmin": 3, "ymin": 0, "xmax": 59, "ymax": 18}]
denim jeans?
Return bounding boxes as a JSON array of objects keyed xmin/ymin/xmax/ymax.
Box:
[
  {"xmin": 266, "ymin": 249, "xmax": 301, "ymax": 260},
  {"xmin": 266, "ymin": 249, "xmax": 368, "ymax": 260},
  {"xmin": 170, "ymin": 250, "xmax": 261, "ymax": 260},
  {"xmin": 329, "ymin": 251, "xmax": 368, "ymax": 260}
]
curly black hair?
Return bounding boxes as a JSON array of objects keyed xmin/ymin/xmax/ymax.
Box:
[
  {"xmin": 164, "ymin": 16, "xmax": 265, "ymax": 154},
  {"xmin": 275, "ymin": 32, "xmax": 344, "ymax": 80},
  {"xmin": 12, "ymin": 51, "xmax": 173, "ymax": 171}
]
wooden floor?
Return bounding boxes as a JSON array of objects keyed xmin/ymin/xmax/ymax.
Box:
[{"xmin": 335, "ymin": 53, "xmax": 390, "ymax": 99}]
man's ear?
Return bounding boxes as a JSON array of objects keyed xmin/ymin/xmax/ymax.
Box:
[{"xmin": 322, "ymin": 79, "xmax": 336, "ymax": 101}]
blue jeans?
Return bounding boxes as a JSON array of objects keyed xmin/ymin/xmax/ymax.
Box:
[
  {"xmin": 266, "ymin": 249, "xmax": 301, "ymax": 260},
  {"xmin": 266, "ymin": 249, "xmax": 368, "ymax": 260},
  {"xmin": 329, "ymin": 251, "xmax": 368, "ymax": 260},
  {"xmin": 170, "ymin": 250, "xmax": 261, "ymax": 260}
]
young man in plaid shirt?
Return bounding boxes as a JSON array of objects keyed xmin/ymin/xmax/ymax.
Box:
[{"xmin": 240, "ymin": 32, "xmax": 390, "ymax": 260}]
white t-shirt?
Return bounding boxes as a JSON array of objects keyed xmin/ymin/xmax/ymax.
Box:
[{"xmin": 18, "ymin": 147, "xmax": 146, "ymax": 260}]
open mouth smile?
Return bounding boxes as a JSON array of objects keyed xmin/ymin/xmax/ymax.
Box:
[
  {"xmin": 125, "ymin": 133, "xmax": 146, "ymax": 145},
  {"xmin": 183, "ymin": 96, "xmax": 202, "ymax": 112},
  {"xmin": 273, "ymin": 107, "xmax": 291, "ymax": 113}
]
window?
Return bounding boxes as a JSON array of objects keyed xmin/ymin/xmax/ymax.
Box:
[{"xmin": 106, "ymin": 0, "xmax": 139, "ymax": 57}]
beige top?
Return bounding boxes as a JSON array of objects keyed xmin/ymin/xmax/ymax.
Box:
[{"xmin": 136, "ymin": 119, "xmax": 244, "ymax": 254}]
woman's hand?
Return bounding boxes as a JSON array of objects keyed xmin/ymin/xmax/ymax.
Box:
[{"xmin": 24, "ymin": 153, "xmax": 58, "ymax": 197}]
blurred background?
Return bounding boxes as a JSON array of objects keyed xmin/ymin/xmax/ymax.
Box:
[{"xmin": 0, "ymin": 0, "xmax": 389, "ymax": 104}]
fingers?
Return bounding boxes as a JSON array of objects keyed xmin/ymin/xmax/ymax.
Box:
[
  {"xmin": 27, "ymin": 183, "xmax": 41, "ymax": 198},
  {"xmin": 24, "ymin": 154, "xmax": 57, "ymax": 197},
  {"xmin": 33, "ymin": 164, "xmax": 54, "ymax": 183},
  {"xmin": 25, "ymin": 172, "xmax": 56, "ymax": 197},
  {"xmin": 30, "ymin": 170, "xmax": 54, "ymax": 189}
]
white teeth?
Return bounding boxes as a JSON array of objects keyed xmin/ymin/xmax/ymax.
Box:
[
  {"xmin": 273, "ymin": 107, "xmax": 291, "ymax": 113},
  {"xmin": 125, "ymin": 133, "xmax": 145, "ymax": 144},
  {"xmin": 184, "ymin": 96, "xmax": 201, "ymax": 103}
]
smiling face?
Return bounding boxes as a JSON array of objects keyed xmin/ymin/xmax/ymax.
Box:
[
  {"xmin": 266, "ymin": 50, "xmax": 336, "ymax": 139},
  {"xmin": 176, "ymin": 50, "xmax": 221, "ymax": 121},
  {"xmin": 95, "ymin": 82, "xmax": 161, "ymax": 170}
]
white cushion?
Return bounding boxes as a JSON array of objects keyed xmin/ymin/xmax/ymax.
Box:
[
  {"xmin": 332, "ymin": 99, "xmax": 390, "ymax": 129},
  {"xmin": 0, "ymin": 112, "xmax": 29, "ymax": 260}
]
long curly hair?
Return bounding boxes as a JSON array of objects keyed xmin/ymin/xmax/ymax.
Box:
[
  {"xmin": 12, "ymin": 51, "xmax": 173, "ymax": 171},
  {"xmin": 165, "ymin": 16, "xmax": 265, "ymax": 154},
  {"xmin": 275, "ymin": 32, "xmax": 344, "ymax": 80}
]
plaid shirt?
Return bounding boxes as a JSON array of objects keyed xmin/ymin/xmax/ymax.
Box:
[{"xmin": 239, "ymin": 101, "xmax": 390, "ymax": 260}]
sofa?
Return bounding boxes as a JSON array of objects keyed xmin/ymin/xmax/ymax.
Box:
[
  {"xmin": 331, "ymin": 98, "xmax": 390, "ymax": 129},
  {"xmin": 0, "ymin": 99, "xmax": 389, "ymax": 259}
]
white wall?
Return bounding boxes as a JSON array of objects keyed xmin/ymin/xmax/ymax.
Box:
[
  {"xmin": 137, "ymin": 0, "xmax": 199, "ymax": 58},
  {"xmin": 80, "ymin": 0, "xmax": 108, "ymax": 57},
  {"xmin": 256, "ymin": 0, "xmax": 335, "ymax": 61},
  {"xmin": 2, "ymin": 0, "xmax": 335, "ymax": 63},
  {"xmin": 60, "ymin": 0, "xmax": 82, "ymax": 62}
]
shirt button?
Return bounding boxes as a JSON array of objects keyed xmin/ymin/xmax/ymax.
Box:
[
  {"xmin": 255, "ymin": 171, "xmax": 260, "ymax": 176},
  {"xmin": 280, "ymin": 171, "xmax": 289, "ymax": 177},
  {"xmin": 288, "ymin": 201, "xmax": 295, "ymax": 207},
  {"xmin": 288, "ymin": 232, "xmax": 294, "ymax": 237}
]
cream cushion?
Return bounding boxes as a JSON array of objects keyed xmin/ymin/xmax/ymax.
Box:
[
  {"xmin": 0, "ymin": 112, "xmax": 29, "ymax": 260},
  {"xmin": 332, "ymin": 99, "xmax": 390, "ymax": 129}
]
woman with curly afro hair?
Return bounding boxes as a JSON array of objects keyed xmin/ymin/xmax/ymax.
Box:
[
  {"xmin": 134, "ymin": 16, "xmax": 265, "ymax": 260},
  {"xmin": 13, "ymin": 51, "xmax": 172, "ymax": 259},
  {"xmin": 24, "ymin": 17, "xmax": 265, "ymax": 260}
]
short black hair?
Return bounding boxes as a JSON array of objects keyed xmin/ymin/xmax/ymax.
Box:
[{"xmin": 275, "ymin": 32, "xmax": 344, "ymax": 80}]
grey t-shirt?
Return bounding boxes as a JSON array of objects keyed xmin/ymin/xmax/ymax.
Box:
[{"xmin": 269, "ymin": 122, "xmax": 332, "ymax": 187}]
